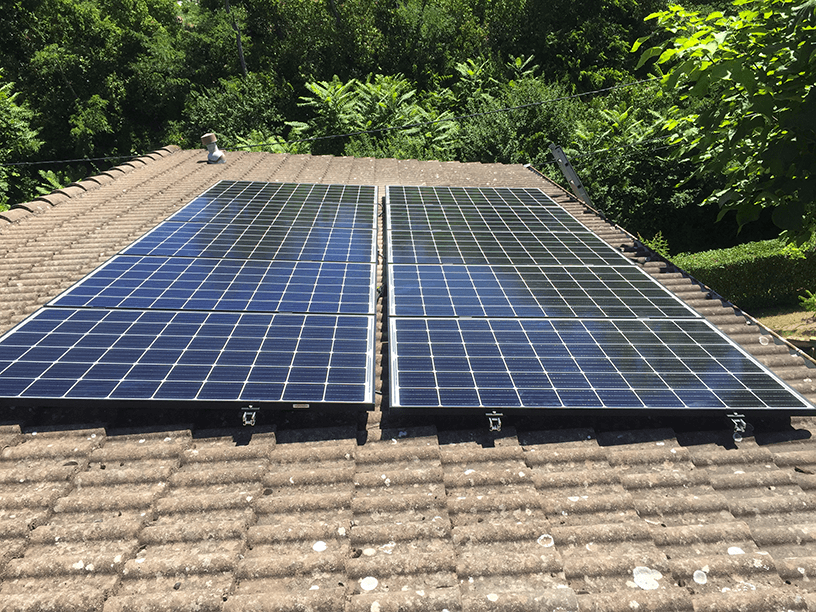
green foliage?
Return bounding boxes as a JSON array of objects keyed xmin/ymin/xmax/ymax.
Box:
[
  {"xmin": 635, "ymin": 0, "xmax": 816, "ymax": 241},
  {"xmin": 455, "ymin": 63, "xmax": 584, "ymax": 168},
  {"xmin": 638, "ymin": 230, "xmax": 671, "ymax": 258},
  {"xmin": 0, "ymin": 73, "xmax": 41, "ymax": 210},
  {"xmin": 291, "ymin": 74, "xmax": 458, "ymax": 160},
  {"xmin": 800, "ymin": 290, "xmax": 816, "ymax": 312},
  {"xmin": 178, "ymin": 73, "xmax": 284, "ymax": 149},
  {"xmin": 34, "ymin": 169, "xmax": 74, "ymax": 195},
  {"xmin": 673, "ymin": 239, "xmax": 816, "ymax": 310}
]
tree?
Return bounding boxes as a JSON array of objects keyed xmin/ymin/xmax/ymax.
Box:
[
  {"xmin": 0, "ymin": 73, "xmax": 41, "ymax": 209},
  {"xmin": 634, "ymin": 0, "xmax": 816, "ymax": 241}
]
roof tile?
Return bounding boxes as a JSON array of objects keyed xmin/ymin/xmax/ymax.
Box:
[
  {"xmin": 103, "ymin": 590, "xmax": 227, "ymax": 612},
  {"xmin": 3, "ymin": 540, "xmax": 136, "ymax": 578},
  {"xmin": 576, "ymin": 589, "xmax": 692, "ymax": 612},
  {"xmin": 225, "ymin": 588, "xmax": 345, "ymax": 612},
  {"xmin": 122, "ymin": 539, "xmax": 243, "ymax": 577},
  {"xmin": 0, "ymin": 590, "xmax": 108, "ymax": 612}
]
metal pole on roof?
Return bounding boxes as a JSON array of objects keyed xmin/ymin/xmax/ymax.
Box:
[{"xmin": 549, "ymin": 143, "xmax": 596, "ymax": 212}]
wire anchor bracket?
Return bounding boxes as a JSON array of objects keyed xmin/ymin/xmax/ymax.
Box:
[
  {"xmin": 242, "ymin": 406, "xmax": 258, "ymax": 427},
  {"xmin": 726, "ymin": 412, "xmax": 749, "ymax": 442},
  {"xmin": 486, "ymin": 411, "xmax": 504, "ymax": 432}
]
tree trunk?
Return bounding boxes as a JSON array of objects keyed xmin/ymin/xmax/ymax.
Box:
[
  {"xmin": 224, "ymin": 0, "xmax": 248, "ymax": 77},
  {"xmin": 326, "ymin": 0, "xmax": 341, "ymax": 29}
]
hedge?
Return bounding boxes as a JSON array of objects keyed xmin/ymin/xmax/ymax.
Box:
[{"xmin": 671, "ymin": 239, "xmax": 816, "ymax": 312}]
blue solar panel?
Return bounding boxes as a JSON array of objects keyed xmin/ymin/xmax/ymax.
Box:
[
  {"xmin": 385, "ymin": 186, "xmax": 814, "ymax": 415},
  {"xmin": 0, "ymin": 181, "xmax": 379, "ymax": 409},
  {"xmin": 169, "ymin": 181, "xmax": 376, "ymax": 228},
  {"xmin": 387, "ymin": 186, "xmax": 584, "ymax": 233},
  {"xmin": 50, "ymin": 256, "xmax": 376, "ymax": 315},
  {"xmin": 124, "ymin": 223, "xmax": 376, "ymax": 263},
  {"xmin": 387, "ymin": 229, "xmax": 626, "ymax": 266},
  {"xmin": 388, "ymin": 264, "xmax": 696, "ymax": 318},
  {"xmin": 0, "ymin": 309, "xmax": 373, "ymax": 404},
  {"xmin": 388, "ymin": 318, "xmax": 811, "ymax": 411}
]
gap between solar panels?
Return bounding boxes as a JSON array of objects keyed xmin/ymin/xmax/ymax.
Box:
[
  {"xmin": 383, "ymin": 185, "xmax": 814, "ymax": 432},
  {"xmin": 0, "ymin": 181, "xmax": 379, "ymax": 415}
]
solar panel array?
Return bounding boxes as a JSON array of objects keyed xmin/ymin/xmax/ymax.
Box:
[
  {"xmin": 0, "ymin": 181, "xmax": 378, "ymax": 408},
  {"xmin": 386, "ymin": 186, "xmax": 813, "ymax": 413}
]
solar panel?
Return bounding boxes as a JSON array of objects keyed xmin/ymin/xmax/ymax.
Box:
[
  {"xmin": 124, "ymin": 223, "xmax": 376, "ymax": 262},
  {"xmin": 50, "ymin": 256, "xmax": 376, "ymax": 315},
  {"xmin": 0, "ymin": 181, "xmax": 378, "ymax": 410},
  {"xmin": 388, "ymin": 264, "xmax": 696, "ymax": 318},
  {"xmin": 388, "ymin": 317, "xmax": 809, "ymax": 411},
  {"xmin": 0, "ymin": 309, "xmax": 373, "ymax": 405},
  {"xmin": 385, "ymin": 186, "xmax": 814, "ymax": 415},
  {"xmin": 172, "ymin": 181, "xmax": 377, "ymax": 227},
  {"xmin": 387, "ymin": 229, "xmax": 625, "ymax": 265}
]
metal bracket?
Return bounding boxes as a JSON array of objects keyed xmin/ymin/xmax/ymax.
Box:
[
  {"xmin": 486, "ymin": 411, "xmax": 504, "ymax": 432},
  {"xmin": 242, "ymin": 407, "xmax": 257, "ymax": 427},
  {"xmin": 727, "ymin": 412, "xmax": 748, "ymax": 442}
]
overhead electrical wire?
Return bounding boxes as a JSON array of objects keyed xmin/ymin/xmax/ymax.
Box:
[{"xmin": 0, "ymin": 155, "xmax": 141, "ymax": 168}]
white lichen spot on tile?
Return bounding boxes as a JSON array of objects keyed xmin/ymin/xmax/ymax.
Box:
[
  {"xmin": 632, "ymin": 566, "xmax": 662, "ymax": 590},
  {"xmin": 728, "ymin": 547, "xmax": 745, "ymax": 555},
  {"xmin": 379, "ymin": 541, "xmax": 396, "ymax": 554},
  {"xmin": 360, "ymin": 576, "xmax": 378, "ymax": 591},
  {"xmin": 693, "ymin": 570, "xmax": 708, "ymax": 585},
  {"xmin": 537, "ymin": 534, "xmax": 554, "ymax": 547},
  {"xmin": 487, "ymin": 594, "xmax": 499, "ymax": 602},
  {"xmin": 313, "ymin": 541, "xmax": 327, "ymax": 552}
]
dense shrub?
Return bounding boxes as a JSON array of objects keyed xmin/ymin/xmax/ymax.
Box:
[{"xmin": 672, "ymin": 240, "xmax": 816, "ymax": 312}]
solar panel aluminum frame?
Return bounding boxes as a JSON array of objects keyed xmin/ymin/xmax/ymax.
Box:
[{"xmin": 386, "ymin": 316, "xmax": 815, "ymax": 416}]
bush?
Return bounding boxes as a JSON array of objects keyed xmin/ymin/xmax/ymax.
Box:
[{"xmin": 672, "ymin": 239, "xmax": 816, "ymax": 312}]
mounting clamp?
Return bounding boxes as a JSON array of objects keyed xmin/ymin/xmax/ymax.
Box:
[
  {"xmin": 242, "ymin": 406, "xmax": 258, "ymax": 427},
  {"xmin": 726, "ymin": 412, "xmax": 749, "ymax": 442},
  {"xmin": 486, "ymin": 411, "xmax": 504, "ymax": 432}
]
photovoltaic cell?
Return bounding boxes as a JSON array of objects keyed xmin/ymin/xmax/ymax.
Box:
[
  {"xmin": 388, "ymin": 230, "xmax": 626, "ymax": 266},
  {"xmin": 0, "ymin": 309, "xmax": 373, "ymax": 404},
  {"xmin": 50, "ymin": 256, "xmax": 376, "ymax": 315},
  {"xmin": 385, "ymin": 186, "xmax": 814, "ymax": 414},
  {"xmin": 388, "ymin": 264, "xmax": 697, "ymax": 319},
  {"xmin": 0, "ymin": 181, "xmax": 379, "ymax": 409},
  {"xmin": 124, "ymin": 223, "xmax": 376, "ymax": 263},
  {"xmin": 171, "ymin": 181, "xmax": 377, "ymax": 227},
  {"xmin": 389, "ymin": 318, "xmax": 809, "ymax": 411}
]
